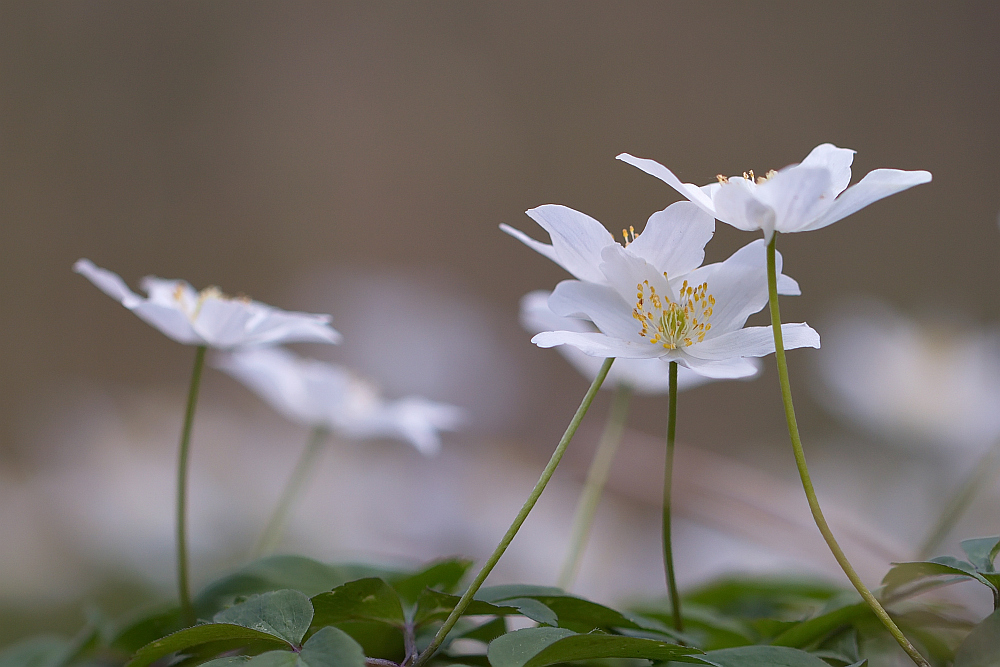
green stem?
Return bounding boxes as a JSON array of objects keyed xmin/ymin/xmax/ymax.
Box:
[
  {"xmin": 557, "ymin": 383, "xmax": 632, "ymax": 590},
  {"xmin": 765, "ymin": 236, "xmax": 929, "ymax": 667},
  {"xmin": 253, "ymin": 426, "xmax": 330, "ymax": 558},
  {"xmin": 917, "ymin": 438, "xmax": 1000, "ymax": 560},
  {"xmin": 177, "ymin": 345, "xmax": 207, "ymax": 627},
  {"xmin": 411, "ymin": 358, "xmax": 614, "ymax": 667},
  {"xmin": 663, "ymin": 361, "xmax": 683, "ymax": 631}
]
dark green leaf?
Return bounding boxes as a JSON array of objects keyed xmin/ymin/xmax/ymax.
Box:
[
  {"xmin": 882, "ymin": 559, "xmax": 995, "ymax": 599},
  {"xmin": 310, "ymin": 578, "xmax": 405, "ymax": 628},
  {"xmin": 126, "ymin": 624, "xmax": 291, "ymax": 667},
  {"xmin": 684, "ymin": 578, "xmax": 842, "ymax": 618},
  {"xmin": 108, "ymin": 606, "xmax": 183, "ymax": 655},
  {"xmin": 960, "ymin": 537, "xmax": 1000, "ymax": 573},
  {"xmin": 327, "ymin": 620, "xmax": 404, "ymax": 662},
  {"xmin": 486, "ymin": 627, "xmax": 708, "ymax": 667},
  {"xmin": 635, "ymin": 605, "xmax": 750, "ymax": 649},
  {"xmin": 770, "ymin": 602, "xmax": 869, "ymax": 648},
  {"xmin": 475, "ymin": 586, "xmax": 564, "ymax": 604},
  {"xmin": 953, "ymin": 608, "xmax": 1000, "ymax": 667},
  {"xmin": 493, "ymin": 599, "xmax": 557, "ymax": 627},
  {"xmin": 199, "ymin": 658, "xmax": 251, "ymax": 667},
  {"xmin": 480, "ymin": 587, "xmax": 649, "ymax": 633},
  {"xmin": 244, "ymin": 651, "xmax": 297, "ymax": 667},
  {"xmin": 704, "ymin": 645, "xmax": 832, "ymax": 666},
  {"xmin": 0, "ymin": 636, "xmax": 69, "ymax": 667},
  {"xmin": 413, "ymin": 590, "xmax": 519, "ymax": 627},
  {"xmin": 459, "ymin": 619, "xmax": 507, "ymax": 644},
  {"xmin": 213, "ymin": 590, "xmax": 314, "ymax": 646},
  {"xmin": 299, "ymin": 627, "xmax": 366, "ymax": 667},
  {"xmin": 392, "ymin": 559, "xmax": 473, "ymax": 604}
]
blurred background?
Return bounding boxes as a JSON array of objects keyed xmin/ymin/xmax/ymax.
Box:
[{"xmin": 2, "ymin": 1, "xmax": 1000, "ymax": 645}]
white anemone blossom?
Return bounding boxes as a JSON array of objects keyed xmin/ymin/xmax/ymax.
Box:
[
  {"xmin": 74, "ymin": 259, "xmax": 341, "ymax": 349},
  {"xmin": 533, "ymin": 239, "xmax": 820, "ymax": 377},
  {"xmin": 521, "ymin": 290, "xmax": 761, "ymax": 392},
  {"xmin": 618, "ymin": 143, "xmax": 932, "ymax": 241},
  {"xmin": 215, "ymin": 347, "xmax": 464, "ymax": 456}
]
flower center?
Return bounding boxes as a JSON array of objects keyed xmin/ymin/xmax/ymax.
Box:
[
  {"xmin": 173, "ymin": 284, "xmax": 249, "ymax": 321},
  {"xmin": 621, "ymin": 225, "xmax": 638, "ymax": 246},
  {"xmin": 716, "ymin": 169, "xmax": 777, "ymax": 185},
  {"xmin": 632, "ymin": 278, "xmax": 714, "ymax": 349}
]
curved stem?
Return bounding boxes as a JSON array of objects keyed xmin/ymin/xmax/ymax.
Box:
[
  {"xmin": 253, "ymin": 426, "xmax": 330, "ymax": 558},
  {"xmin": 412, "ymin": 358, "xmax": 614, "ymax": 667},
  {"xmin": 177, "ymin": 345, "xmax": 207, "ymax": 627},
  {"xmin": 663, "ymin": 361, "xmax": 683, "ymax": 631},
  {"xmin": 918, "ymin": 438, "xmax": 1000, "ymax": 560},
  {"xmin": 766, "ymin": 237, "xmax": 929, "ymax": 667},
  {"xmin": 557, "ymin": 383, "xmax": 632, "ymax": 590}
]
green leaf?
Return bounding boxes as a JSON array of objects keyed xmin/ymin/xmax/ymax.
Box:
[
  {"xmin": 199, "ymin": 658, "xmax": 252, "ymax": 667},
  {"xmin": 0, "ymin": 636, "xmax": 70, "ymax": 667},
  {"xmin": 486, "ymin": 627, "xmax": 708, "ymax": 667},
  {"xmin": 126, "ymin": 624, "xmax": 291, "ymax": 667},
  {"xmin": 478, "ymin": 587, "xmax": 649, "ymax": 633},
  {"xmin": 299, "ymin": 626, "xmax": 366, "ymax": 667},
  {"xmin": 213, "ymin": 590, "xmax": 314, "ymax": 646},
  {"xmin": 954, "ymin": 608, "xmax": 1000, "ymax": 667},
  {"xmin": 328, "ymin": 620, "xmax": 404, "ymax": 662},
  {"xmin": 108, "ymin": 606, "xmax": 183, "ymax": 654},
  {"xmin": 392, "ymin": 559, "xmax": 473, "ymax": 604},
  {"xmin": 459, "ymin": 618, "xmax": 507, "ymax": 644},
  {"xmin": 310, "ymin": 578, "xmax": 405, "ymax": 628},
  {"xmin": 493, "ymin": 599, "xmax": 557, "ymax": 627},
  {"xmin": 475, "ymin": 586, "xmax": 564, "ymax": 604},
  {"xmin": 684, "ymin": 578, "xmax": 842, "ymax": 617},
  {"xmin": 882, "ymin": 559, "xmax": 996, "ymax": 599},
  {"xmin": 195, "ymin": 557, "xmax": 391, "ymax": 618},
  {"xmin": 245, "ymin": 651, "xmax": 298, "ymax": 667},
  {"xmin": 961, "ymin": 536, "xmax": 1000, "ymax": 573},
  {"xmin": 770, "ymin": 602, "xmax": 870, "ymax": 648},
  {"xmin": 413, "ymin": 590, "xmax": 519, "ymax": 627},
  {"xmin": 704, "ymin": 645, "xmax": 832, "ymax": 666}
]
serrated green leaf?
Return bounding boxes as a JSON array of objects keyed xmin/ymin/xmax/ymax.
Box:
[
  {"xmin": 770, "ymin": 602, "xmax": 869, "ymax": 648},
  {"xmin": 392, "ymin": 559, "xmax": 473, "ymax": 604},
  {"xmin": 962, "ymin": 536, "xmax": 1000, "ymax": 573},
  {"xmin": 486, "ymin": 627, "xmax": 708, "ymax": 667},
  {"xmin": 310, "ymin": 578, "xmax": 405, "ymax": 629},
  {"xmin": 882, "ymin": 559, "xmax": 996, "ymax": 599},
  {"xmin": 126, "ymin": 624, "xmax": 290, "ymax": 667},
  {"xmin": 704, "ymin": 645, "xmax": 832, "ymax": 666},
  {"xmin": 954, "ymin": 608, "xmax": 1000, "ymax": 667},
  {"xmin": 213, "ymin": 590, "xmax": 314, "ymax": 646},
  {"xmin": 0, "ymin": 636, "xmax": 70, "ymax": 667}
]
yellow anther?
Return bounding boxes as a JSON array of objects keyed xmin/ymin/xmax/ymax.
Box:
[{"xmin": 716, "ymin": 174, "xmax": 729, "ymax": 184}]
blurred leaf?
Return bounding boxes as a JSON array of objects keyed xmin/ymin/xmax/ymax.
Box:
[
  {"xmin": 310, "ymin": 578, "xmax": 405, "ymax": 629},
  {"xmin": 0, "ymin": 636, "xmax": 69, "ymax": 667},
  {"xmin": 703, "ymin": 645, "xmax": 831, "ymax": 666},
  {"xmin": 213, "ymin": 590, "xmax": 314, "ymax": 646},
  {"xmin": 413, "ymin": 591, "xmax": 519, "ymax": 627},
  {"xmin": 770, "ymin": 602, "xmax": 869, "ymax": 648},
  {"xmin": 108, "ymin": 606, "xmax": 183, "ymax": 655},
  {"xmin": 882, "ymin": 559, "xmax": 996, "ymax": 599},
  {"xmin": 683, "ymin": 579, "xmax": 841, "ymax": 619},
  {"xmin": 243, "ymin": 652, "xmax": 298, "ymax": 667},
  {"xmin": 195, "ymin": 557, "xmax": 393, "ymax": 619},
  {"xmin": 326, "ymin": 620, "xmax": 404, "ymax": 662},
  {"xmin": 633, "ymin": 605, "xmax": 751, "ymax": 649},
  {"xmin": 199, "ymin": 658, "xmax": 251, "ymax": 667},
  {"xmin": 479, "ymin": 587, "xmax": 649, "ymax": 634},
  {"xmin": 392, "ymin": 559, "xmax": 473, "ymax": 604},
  {"xmin": 954, "ymin": 609, "xmax": 1000, "ymax": 667},
  {"xmin": 125, "ymin": 625, "xmax": 290, "ymax": 667},
  {"xmin": 459, "ymin": 619, "xmax": 507, "ymax": 644},
  {"xmin": 960, "ymin": 537, "xmax": 1000, "ymax": 573},
  {"xmin": 486, "ymin": 627, "xmax": 708, "ymax": 667}
]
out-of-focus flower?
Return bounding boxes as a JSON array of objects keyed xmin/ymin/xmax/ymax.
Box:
[
  {"xmin": 816, "ymin": 298, "xmax": 1000, "ymax": 453},
  {"xmin": 618, "ymin": 144, "xmax": 931, "ymax": 241},
  {"xmin": 215, "ymin": 347, "xmax": 464, "ymax": 456},
  {"xmin": 532, "ymin": 240, "xmax": 819, "ymax": 378},
  {"xmin": 74, "ymin": 259, "xmax": 341, "ymax": 349},
  {"xmin": 520, "ymin": 290, "xmax": 761, "ymax": 391}
]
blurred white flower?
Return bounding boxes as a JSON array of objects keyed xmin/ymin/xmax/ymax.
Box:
[
  {"xmin": 520, "ymin": 290, "xmax": 761, "ymax": 392},
  {"xmin": 74, "ymin": 259, "xmax": 341, "ymax": 349},
  {"xmin": 618, "ymin": 143, "xmax": 931, "ymax": 241},
  {"xmin": 816, "ymin": 298, "xmax": 1000, "ymax": 453},
  {"xmin": 532, "ymin": 239, "xmax": 819, "ymax": 378},
  {"xmin": 215, "ymin": 346, "xmax": 464, "ymax": 456}
]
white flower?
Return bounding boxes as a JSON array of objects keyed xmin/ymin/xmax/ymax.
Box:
[
  {"xmin": 214, "ymin": 347, "xmax": 464, "ymax": 456},
  {"xmin": 74, "ymin": 259, "xmax": 341, "ymax": 349},
  {"xmin": 501, "ymin": 200, "xmax": 801, "ymax": 296},
  {"xmin": 520, "ymin": 290, "xmax": 761, "ymax": 392},
  {"xmin": 816, "ymin": 298, "xmax": 1000, "ymax": 453},
  {"xmin": 532, "ymin": 240, "xmax": 820, "ymax": 378},
  {"xmin": 618, "ymin": 143, "xmax": 932, "ymax": 240}
]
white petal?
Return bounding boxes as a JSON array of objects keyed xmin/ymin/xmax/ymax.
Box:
[
  {"xmin": 798, "ymin": 143, "xmax": 856, "ymax": 196},
  {"xmin": 195, "ymin": 298, "xmax": 341, "ymax": 349},
  {"xmin": 685, "ymin": 323, "xmax": 820, "ymax": 361},
  {"xmin": 521, "ymin": 204, "xmax": 616, "ymax": 282},
  {"xmin": 500, "ymin": 223, "xmax": 563, "ymax": 271},
  {"xmin": 676, "ymin": 355, "xmax": 764, "ymax": 380},
  {"xmin": 678, "ymin": 239, "xmax": 773, "ymax": 335},
  {"xmin": 777, "ymin": 274, "xmax": 801, "ymax": 296},
  {"xmin": 214, "ymin": 347, "xmax": 329, "ymax": 426},
  {"xmin": 616, "ymin": 153, "xmax": 717, "ymax": 214},
  {"xmin": 712, "ymin": 178, "xmax": 776, "ymax": 234},
  {"xmin": 548, "ymin": 280, "xmax": 642, "ymax": 343},
  {"xmin": 625, "ymin": 201, "xmax": 715, "ymax": 276},
  {"xmin": 755, "ymin": 166, "xmax": 833, "ymax": 233},
  {"xmin": 379, "ymin": 398, "xmax": 465, "ymax": 456},
  {"xmin": 531, "ymin": 330, "xmax": 661, "ymax": 359},
  {"xmin": 521, "ymin": 290, "xmax": 592, "ymax": 335},
  {"xmin": 802, "ymin": 168, "xmax": 933, "ymax": 232},
  {"xmin": 599, "ymin": 243, "xmax": 672, "ymax": 303}
]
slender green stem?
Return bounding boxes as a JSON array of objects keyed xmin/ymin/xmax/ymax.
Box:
[
  {"xmin": 253, "ymin": 426, "xmax": 330, "ymax": 558},
  {"xmin": 766, "ymin": 236, "xmax": 929, "ymax": 667},
  {"xmin": 176, "ymin": 345, "xmax": 207, "ymax": 627},
  {"xmin": 411, "ymin": 358, "xmax": 614, "ymax": 667},
  {"xmin": 918, "ymin": 438, "xmax": 1000, "ymax": 560},
  {"xmin": 663, "ymin": 361, "xmax": 683, "ymax": 631},
  {"xmin": 557, "ymin": 383, "xmax": 632, "ymax": 590}
]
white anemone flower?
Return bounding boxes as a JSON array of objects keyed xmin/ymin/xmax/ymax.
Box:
[
  {"xmin": 617, "ymin": 143, "xmax": 932, "ymax": 241},
  {"xmin": 520, "ymin": 290, "xmax": 761, "ymax": 392},
  {"xmin": 74, "ymin": 259, "xmax": 341, "ymax": 349},
  {"xmin": 214, "ymin": 347, "xmax": 464, "ymax": 456},
  {"xmin": 501, "ymin": 200, "xmax": 802, "ymax": 295},
  {"xmin": 532, "ymin": 240, "xmax": 820, "ymax": 377}
]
